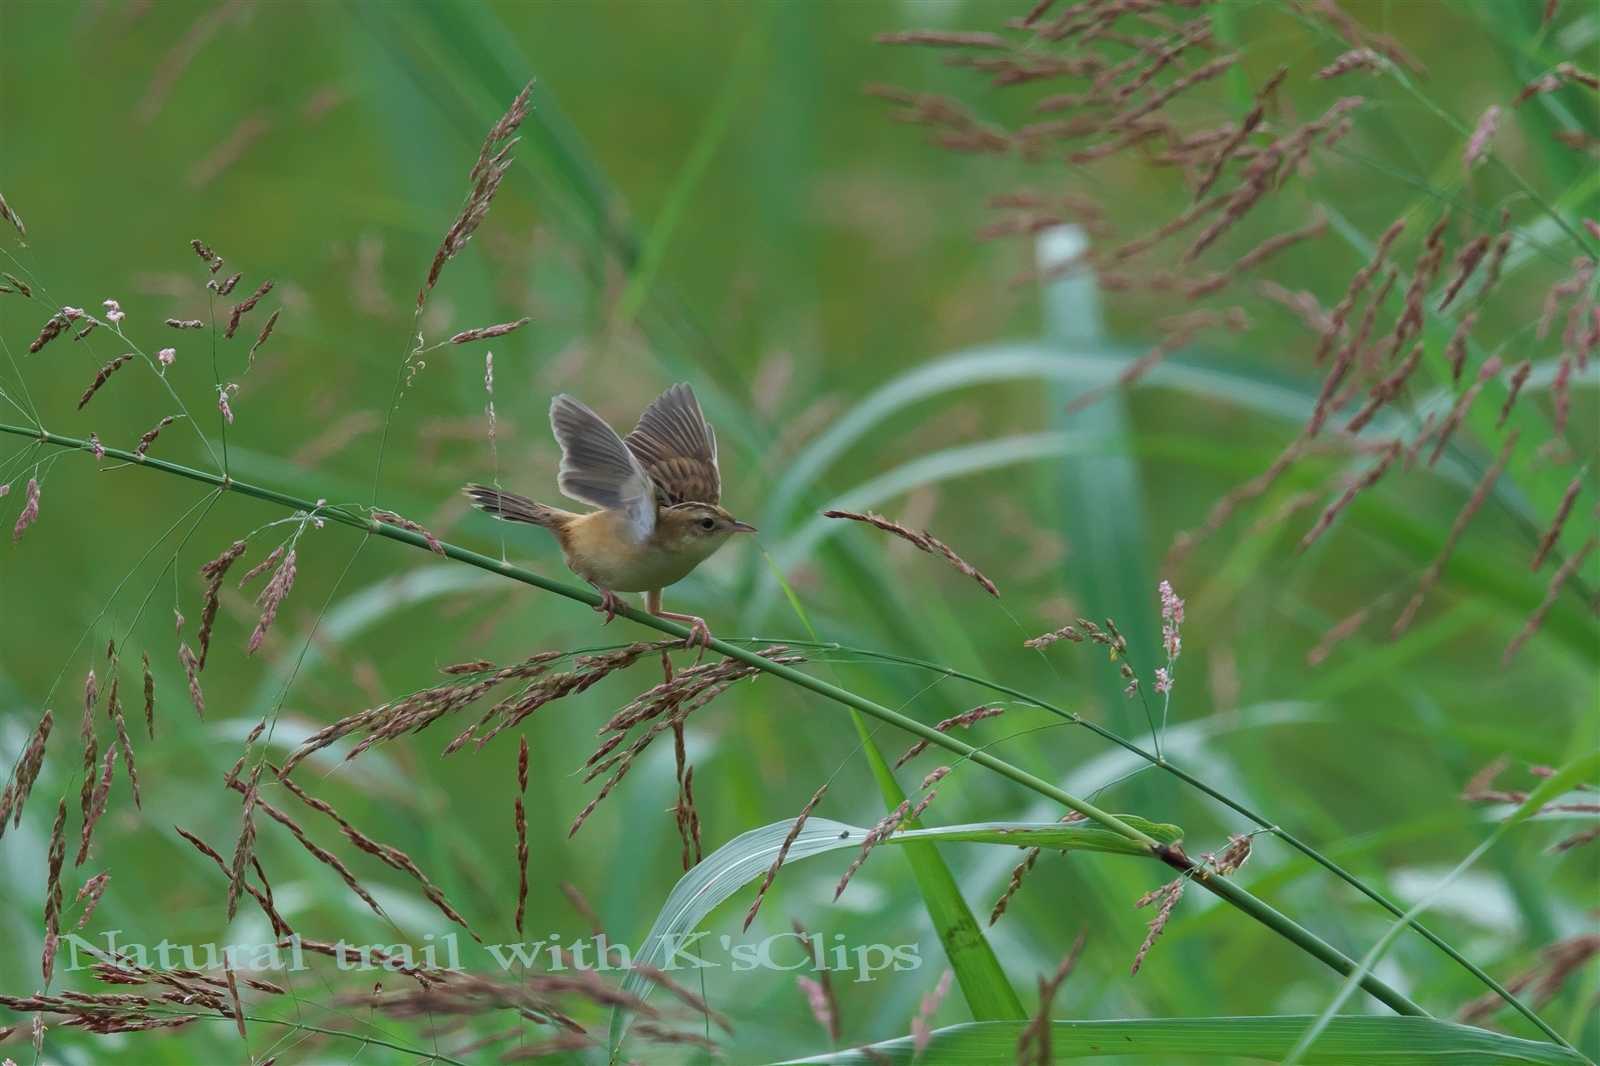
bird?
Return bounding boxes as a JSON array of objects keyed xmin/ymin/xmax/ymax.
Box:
[{"xmin": 464, "ymin": 383, "xmax": 755, "ymax": 648}]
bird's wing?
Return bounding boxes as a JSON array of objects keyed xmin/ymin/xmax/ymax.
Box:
[
  {"xmin": 548, "ymin": 394, "xmax": 656, "ymax": 541},
  {"xmin": 623, "ymin": 383, "xmax": 720, "ymax": 506}
]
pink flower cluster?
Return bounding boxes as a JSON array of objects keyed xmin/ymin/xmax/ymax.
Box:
[{"xmin": 1159, "ymin": 579, "xmax": 1184, "ymax": 660}]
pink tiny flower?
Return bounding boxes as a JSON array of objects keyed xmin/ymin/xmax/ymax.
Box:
[
  {"xmin": 218, "ymin": 384, "xmax": 237, "ymax": 424},
  {"xmin": 1154, "ymin": 667, "xmax": 1172, "ymax": 695},
  {"xmin": 102, "ymin": 298, "xmax": 124, "ymax": 324},
  {"xmin": 157, "ymin": 347, "xmax": 176, "ymax": 367},
  {"xmin": 1159, "ymin": 580, "xmax": 1184, "ymax": 624},
  {"xmin": 88, "ymin": 433, "xmax": 105, "ymax": 461},
  {"xmin": 62, "ymin": 306, "xmax": 85, "ymax": 320},
  {"xmin": 1159, "ymin": 579, "xmax": 1185, "ymax": 659}
]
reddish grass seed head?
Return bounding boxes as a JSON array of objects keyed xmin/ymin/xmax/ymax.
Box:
[
  {"xmin": 1463, "ymin": 106, "xmax": 1501, "ymax": 170},
  {"xmin": 246, "ymin": 549, "xmax": 297, "ymax": 655},
  {"xmin": 822, "ymin": 509, "xmax": 999, "ymax": 597},
  {"xmin": 12, "ymin": 477, "xmax": 40, "ymax": 543},
  {"xmin": 1317, "ymin": 48, "xmax": 1382, "ymax": 79},
  {"xmin": 744, "ymin": 783, "xmax": 828, "ymax": 932},
  {"xmin": 0, "ymin": 707, "xmax": 52, "ymax": 839},
  {"xmin": 76, "ymin": 355, "xmax": 132, "ymax": 410}
]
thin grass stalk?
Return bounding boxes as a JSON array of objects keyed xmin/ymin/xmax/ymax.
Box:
[
  {"xmin": 0, "ymin": 422, "xmax": 1427, "ymax": 1019},
  {"xmin": 744, "ymin": 638, "xmax": 1566, "ymax": 1045}
]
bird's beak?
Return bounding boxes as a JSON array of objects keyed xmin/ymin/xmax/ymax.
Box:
[{"xmin": 730, "ymin": 520, "xmax": 758, "ymax": 534}]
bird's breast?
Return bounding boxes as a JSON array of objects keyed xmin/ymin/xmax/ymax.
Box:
[{"xmin": 562, "ymin": 510, "xmax": 707, "ymax": 592}]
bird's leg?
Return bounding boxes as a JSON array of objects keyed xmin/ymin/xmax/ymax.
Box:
[
  {"xmin": 646, "ymin": 590, "xmax": 712, "ymax": 662},
  {"xmin": 590, "ymin": 585, "xmax": 624, "ymax": 625},
  {"xmin": 646, "ymin": 589, "xmax": 674, "ymax": 681}
]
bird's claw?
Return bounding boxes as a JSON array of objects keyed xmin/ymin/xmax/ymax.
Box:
[
  {"xmin": 682, "ymin": 616, "xmax": 712, "ymax": 662},
  {"xmin": 593, "ymin": 588, "xmax": 623, "ymax": 625}
]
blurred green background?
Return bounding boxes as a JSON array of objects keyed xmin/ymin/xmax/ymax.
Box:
[{"xmin": 1, "ymin": 0, "xmax": 1596, "ymax": 1062}]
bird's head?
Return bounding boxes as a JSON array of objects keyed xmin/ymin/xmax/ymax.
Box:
[{"xmin": 656, "ymin": 502, "xmax": 757, "ymax": 558}]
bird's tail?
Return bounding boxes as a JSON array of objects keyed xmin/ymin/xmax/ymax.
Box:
[{"xmin": 463, "ymin": 484, "xmax": 571, "ymax": 529}]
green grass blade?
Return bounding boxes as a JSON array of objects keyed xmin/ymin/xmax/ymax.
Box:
[
  {"xmin": 1037, "ymin": 225, "xmax": 1157, "ymax": 743},
  {"xmin": 846, "ymin": 717, "xmax": 1028, "ymax": 1024},
  {"xmin": 607, "ymin": 815, "xmax": 1177, "ymax": 1053},
  {"xmin": 761, "ymin": 550, "xmax": 1027, "ymax": 1025},
  {"xmin": 1286, "ymin": 749, "xmax": 1600, "ymax": 1063},
  {"xmin": 771, "ymin": 1016, "xmax": 1590, "ymax": 1065}
]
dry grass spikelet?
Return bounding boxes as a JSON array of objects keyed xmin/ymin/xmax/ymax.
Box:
[
  {"xmin": 1531, "ymin": 476, "xmax": 1583, "ymax": 572},
  {"xmin": 248, "ymin": 308, "xmax": 279, "ymax": 366},
  {"xmin": 173, "ymin": 825, "xmax": 294, "ymax": 938},
  {"xmin": 1130, "ymin": 877, "xmax": 1184, "ymax": 976},
  {"xmin": 41, "ymin": 799, "xmax": 67, "ymax": 984},
  {"xmin": 197, "ymin": 539, "xmax": 247, "ymax": 670},
  {"xmin": 76, "ymin": 355, "xmax": 133, "ymax": 410},
  {"xmin": 822, "ymin": 509, "xmax": 999, "ymax": 597},
  {"xmin": 107, "ymin": 677, "xmax": 142, "ymax": 810},
  {"xmin": 272, "ymin": 766, "xmax": 482, "ymax": 941},
  {"xmin": 74, "ymin": 745, "xmax": 116, "ymax": 867},
  {"xmin": 1391, "ymin": 432, "xmax": 1519, "ymax": 637},
  {"xmin": 1017, "ymin": 929, "xmax": 1087, "ymax": 1066},
  {"xmin": 223, "ymin": 279, "xmax": 273, "ymax": 339},
  {"xmin": 244, "ymin": 786, "xmax": 387, "ymax": 921},
  {"xmin": 449, "ymin": 317, "xmax": 531, "ymax": 344},
  {"xmin": 12, "ymin": 477, "xmax": 40, "ymax": 542},
  {"xmin": 27, "ymin": 312, "xmax": 70, "ymax": 353},
  {"xmin": 135, "ymin": 415, "xmax": 177, "ymax": 458},
  {"xmin": 225, "ymin": 764, "xmax": 261, "ymax": 920},
  {"xmin": 236, "ymin": 544, "xmax": 285, "ymax": 589},
  {"xmin": 246, "ymin": 548, "xmax": 297, "ymax": 655},
  {"xmin": 0, "ymin": 707, "xmax": 52, "ymax": 839},
  {"xmin": 373, "ymin": 510, "xmax": 446, "ymax": 556},
  {"xmin": 893, "ymin": 705, "xmax": 1004, "ymax": 768},
  {"xmin": 0, "ymin": 188, "xmax": 25, "ymax": 239},
  {"xmin": 1505, "ymin": 538, "xmax": 1596, "ymax": 665},
  {"xmin": 73, "ymin": 871, "xmax": 111, "ymax": 930},
  {"xmin": 177, "ymin": 642, "xmax": 204, "ymax": 718},
  {"xmin": 744, "ymin": 784, "xmax": 827, "ymax": 932},
  {"xmin": 834, "ymin": 799, "xmax": 912, "ymax": 900},
  {"xmin": 420, "ymin": 81, "xmax": 534, "ymax": 308},
  {"xmin": 514, "ymin": 736, "xmax": 530, "ymax": 934}
]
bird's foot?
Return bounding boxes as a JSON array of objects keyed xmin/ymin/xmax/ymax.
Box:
[
  {"xmin": 593, "ymin": 588, "xmax": 624, "ymax": 625},
  {"xmin": 656, "ymin": 609, "xmax": 713, "ymax": 661},
  {"xmin": 682, "ymin": 616, "xmax": 712, "ymax": 651}
]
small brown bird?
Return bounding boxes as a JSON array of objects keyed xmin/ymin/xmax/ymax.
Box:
[{"xmin": 465, "ymin": 384, "xmax": 755, "ymax": 647}]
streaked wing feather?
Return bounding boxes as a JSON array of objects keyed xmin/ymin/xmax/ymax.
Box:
[
  {"xmin": 549, "ymin": 395, "xmax": 655, "ymax": 540},
  {"xmin": 624, "ymin": 383, "xmax": 721, "ymax": 505}
]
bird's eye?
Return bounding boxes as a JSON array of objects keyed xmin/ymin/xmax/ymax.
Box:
[{"xmin": 698, "ymin": 517, "xmax": 716, "ymax": 531}]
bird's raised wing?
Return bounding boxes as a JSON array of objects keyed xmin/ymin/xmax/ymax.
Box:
[
  {"xmin": 624, "ymin": 383, "xmax": 720, "ymax": 506},
  {"xmin": 549, "ymin": 394, "xmax": 655, "ymax": 541}
]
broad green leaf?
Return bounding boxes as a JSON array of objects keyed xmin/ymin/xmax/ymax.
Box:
[
  {"xmin": 1037, "ymin": 225, "xmax": 1155, "ymax": 743},
  {"xmin": 607, "ymin": 816, "xmax": 1178, "ymax": 1054},
  {"xmin": 846, "ymin": 714, "xmax": 1027, "ymax": 1024},
  {"xmin": 763, "ymin": 550, "xmax": 1026, "ymax": 1025},
  {"xmin": 769, "ymin": 1016, "xmax": 1589, "ymax": 1065}
]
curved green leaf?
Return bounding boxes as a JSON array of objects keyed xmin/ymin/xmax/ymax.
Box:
[
  {"xmin": 607, "ymin": 816, "xmax": 1179, "ymax": 1054},
  {"xmin": 770, "ymin": 1016, "xmax": 1588, "ymax": 1064}
]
